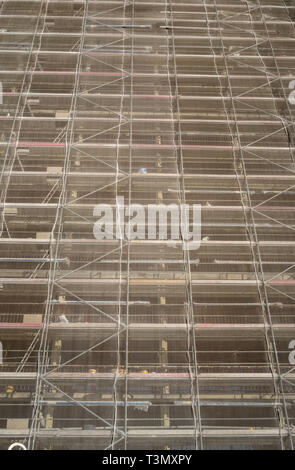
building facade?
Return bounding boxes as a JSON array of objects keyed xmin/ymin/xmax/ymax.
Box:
[{"xmin": 0, "ymin": 0, "xmax": 295, "ymax": 450}]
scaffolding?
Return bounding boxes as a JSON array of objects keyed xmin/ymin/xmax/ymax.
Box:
[{"xmin": 0, "ymin": 0, "xmax": 295, "ymax": 450}]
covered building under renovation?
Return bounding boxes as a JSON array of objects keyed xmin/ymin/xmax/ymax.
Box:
[{"xmin": 0, "ymin": 0, "xmax": 295, "ymax": 451}]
